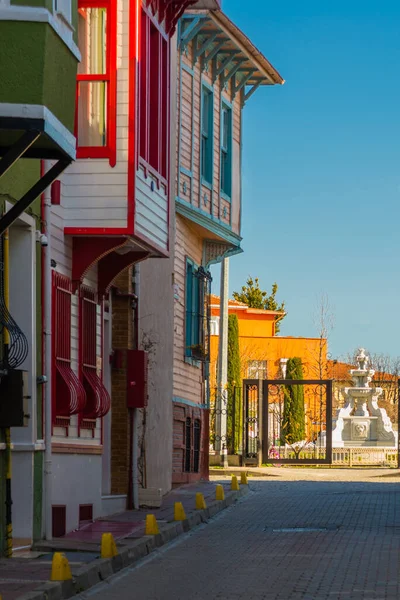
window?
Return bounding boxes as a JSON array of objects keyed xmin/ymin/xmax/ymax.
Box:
[
  {"xmin": 139, "ymin": 8, "xmax": 169, "ymax": 179},
  {"xmin": 247, "ymin": 360, "xmax": 267, "ymax": 379},
  {"xmin": 80, "ymin": 286, "xmax": 111, "ymax": 420},
  {"xmin": 185, "ymin": 262, "xmax": 212, "ymax": 362},
  {"xmin": 184, "ymin": 418, "xmax": 201, "ymax": 473},
  {"xmin": 76, "ymin": 0, "xmax": 117, "ymax": 166},
  {"xmin": 220, "ymin": 104, "xmax": 232, "ymax": 197},
  {"xmin": 193, "ymin": 420, "xmax": 201, "ymax": 473},
  {"xmin": 201, "ymin": 86, "xmax": 213, "ymax": 184},
  {"xmin": 52, "ymin": 272, "xmax": 86, "ymax": 423},
  {"xmin": 184, "ymin": 417, "xmax": 191, "ymax": 472}
]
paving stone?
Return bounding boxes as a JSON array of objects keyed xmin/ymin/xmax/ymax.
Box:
[{"xmin": 72, "ymin": 469, "xmax": 400, "ymax": 600}]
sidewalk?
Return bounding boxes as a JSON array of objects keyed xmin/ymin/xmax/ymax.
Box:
[{"xmin": 0, "ymin": 479, "xmax": 248, "ymax": 600}]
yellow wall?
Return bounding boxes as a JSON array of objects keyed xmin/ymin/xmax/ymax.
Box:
[{"xmin": 210, "ymin": 310, "xmax": 327, "ymax": 387}]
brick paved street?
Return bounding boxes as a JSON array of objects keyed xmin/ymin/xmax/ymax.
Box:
[{"xmin": 79, "ymin": 469, "xmax": 400, "ymax": 600}]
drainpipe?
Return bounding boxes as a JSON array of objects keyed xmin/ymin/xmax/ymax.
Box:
[
  {"xmin": 3, "ymin": 227, "xmax": 12, "ymax": 557},
  {"xmin": 131, "ymin": 265, "xmax": 140, "ymax": 510},
  {"xmin": 43, "ymin": 163, "xmax": 52, "ymax": 540},
  {"xmin": 216, "ymin": 257, "xmax": 229, "ymax": 468}
]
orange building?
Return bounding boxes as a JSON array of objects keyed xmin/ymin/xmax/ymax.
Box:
[{"xmin": 209, "ymin": 295, "xmax": 328, "ymax": 384}]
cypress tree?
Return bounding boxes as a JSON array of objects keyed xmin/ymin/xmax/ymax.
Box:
[
  {"xmin": 227, "ymin": 314, "xmax": 241, "ymax": 453},
  {"xmin": 280, "ymin": 357, "xmax": 305, "ymax": 444}
]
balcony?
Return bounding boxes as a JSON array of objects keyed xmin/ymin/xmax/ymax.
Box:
[{"xmin": 0, "ymin": 8, "xmax": 79, "ymax": 231}]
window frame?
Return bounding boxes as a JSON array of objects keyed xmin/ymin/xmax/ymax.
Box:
[
  {"xmin": 52, "ymin": 272, "xmax": 86, "ymax": 427},
  {"xmin": 185, "ymin": 259, "xmax": 212, "ymax": 363},
  {"xmin": 138, "ymin": 5, "xmax": 170, "ymax": 182},
  {"xmin": 200, "ymin": 83, "xmax": 214, "ymax": 186},
  {"xmin": 79, "ymin": 285, "xmax": 111, "ymax": 427},
  {"xmin": 184, "ymin": 417, "xmax": 201, "ymax": 474},
  {"xmin": 247, "ymin": 360, "xmax": 268, "ymax": 380},
  {"xmin": 220, "ymin": 100, "xmax": 232, "ymax": 199},
  {"xmin": 75, "ymin": 0, "xmax": 117, "ymax": 167}
]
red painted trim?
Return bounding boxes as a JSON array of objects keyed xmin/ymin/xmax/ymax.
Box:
[
  {"xmin": 40, "ymin": 160, "xmax": 45, "ymax": 437},
  {"xmin": 65, "ymin": 227, "xmax": 130, "ymax": 235},
  {"xmin": 127, "ymin": 0, "xmax": 139, "ymax": 235},
  {"xmin": 51, "ymin": 270, "xmax": 56, "ymax": 429},
  {"xmin": 100, "ymin": 300, "xmax": 104, "ymax": 446}
]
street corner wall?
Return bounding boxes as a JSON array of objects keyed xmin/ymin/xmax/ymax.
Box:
[{"xmin": 139, "ymin": 256, "xmax": 174, "ymax": 495}]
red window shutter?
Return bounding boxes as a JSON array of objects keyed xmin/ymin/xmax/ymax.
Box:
[
  {"xmin": 52, "ymin": 272, "xmax": 86, "ymax": 421},
  {"xmin": 80, "ymin": 285, "xmax": 111, "ymax": 419},
  {"xmin": 51, "ymin": 180, "xmax": 61, "ymax": 205}
]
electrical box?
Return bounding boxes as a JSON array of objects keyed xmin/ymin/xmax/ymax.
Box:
[
  {"xmin": 126, "ymin": 350, "xmax": 148, "ymax": 408},
  {"xmin": 0, "ymin": 370, "xmax": 29, "ymax": 427}
]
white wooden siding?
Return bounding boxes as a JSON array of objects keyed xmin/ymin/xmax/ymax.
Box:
[
  {"xmin": 61, "ymin": 0, "xmax": 129, "ymax": 231},
  {"xmin": 173, "ymin": 215, "xmax": 203, "ymax": 404},
  {"xmin": 135, "ymin": 166, "xmax": 168, "ymax": 250}
]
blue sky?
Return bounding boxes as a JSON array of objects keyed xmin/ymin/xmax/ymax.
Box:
[{"xmin": 212, "ymin": 0, "xmax": 400, "ymax": 359}]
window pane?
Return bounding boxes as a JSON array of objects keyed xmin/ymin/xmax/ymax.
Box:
[
  {"xmin": 202, "ymin": 89, "xmax": 209, "ymax": 136},
  {"xmin": 222, "ymin": 108, "xmax": 228, "ymax": 150},
  {"xmin": 77, "ymin": 81, "xmax": 107, "ymax": 147},
  {"xmin": 78, "ymin": 8, "xmax": 107, "ymax": 75}
]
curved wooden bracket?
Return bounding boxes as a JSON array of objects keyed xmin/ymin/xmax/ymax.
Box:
[
  {"xmin": 71, "ymin": 237, "xmax": 127, "ymax": 292},
  {"xmin": 98, "ymin": 250, "xmax": 149, "ymax": 297}
]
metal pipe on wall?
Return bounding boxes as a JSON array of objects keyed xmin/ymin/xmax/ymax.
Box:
[
  {"xmin": 132, "ymin": 265, "xmax": 140, "ymax": 510},
  {"xmin": 43, "ymin": 162, "xmax": 52, "ymax": 540},
  {"xmin": 216, "ymin": 257, "xmax": 229, "ymax": 468}
]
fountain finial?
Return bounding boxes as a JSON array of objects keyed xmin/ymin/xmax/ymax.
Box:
[{"xmin": 356, "ymin": 348, "xmax": 368, "ymax": 371}]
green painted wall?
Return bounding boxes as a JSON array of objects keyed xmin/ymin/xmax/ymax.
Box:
[
  {"xmin": 0, "ymin": 21, "xmax": 78, "ymax": 132},
  {"xmin": 11, "ymin": 0, "xmax": 52, "ymax": 11}
]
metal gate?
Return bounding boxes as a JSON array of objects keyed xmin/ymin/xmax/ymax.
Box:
[
  {"xmin": 242, "ymin": 379, "xmax": 333, "ymax": 465},
  {"xmin": 242, "ymin": 380, "xmax": 262, "ymax": 465}
]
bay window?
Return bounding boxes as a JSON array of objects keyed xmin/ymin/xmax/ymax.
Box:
[{"xmin": 76, "ymin": 0, "xmax": 117, "ymax": 166}]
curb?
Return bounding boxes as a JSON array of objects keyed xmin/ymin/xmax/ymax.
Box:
[
  {"xmin": 15, "ymin": 486, "xmax": 250, "ymax": 600},
  {"xmin": 210, "ymin": 469, "xmax": 273, "ymax": 478}
]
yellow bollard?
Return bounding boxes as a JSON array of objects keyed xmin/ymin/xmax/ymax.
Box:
[
  {"xmin": 145, "ymin": 514, "xmax": 160, "ymax": 535},
  {"xmin": 195, "ymin": 492, "xmax": 207, "ymax": 510},
  {"xmin": 101, "ymin": 532, "xmax": 118, "ymax": 559},
  {"xmin": 215, "ymin": 484, "xmax": 225, "ymax": 501},
  {"xmin": 231, "ymin": 475, "xmax": 240, "ymax": 491},
  {"xmin": 50, "ymin": 552, "xmax": 72, "ymax": 581},
  {"xmin": 240, "ymin": 472, "xmax": 248, "ymax": 485},
  {"xmin": 174, "ymin": 502, "xmax": 186, "ymax": 521}
]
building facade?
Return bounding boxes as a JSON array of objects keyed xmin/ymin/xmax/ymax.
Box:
[
  {"xmin": 46, "ymin": 0, "xmax": 203, "ymax": 537},
  {"xmin": 172, "ymin": 10, "xmax": 284, "ymax": 484},
  {"xmin": 0, "ymin": 0, "xmax": 78, "ymax": 552}
]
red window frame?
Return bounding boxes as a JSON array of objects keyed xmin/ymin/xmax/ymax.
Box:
[
  {"xmin": 138, "ymin": 6, "xmax": 170, "ymax": 182},
  {"xmin": 79, "ymin": 285, "xmax": 111, "ymax": 424},
  {"xmin": 52, "ymin": 272, "xmax": 86, "ymax": 425},
  {"xmin": 75, "ymin": 0, "xmax": 117, "ymax": 167}
]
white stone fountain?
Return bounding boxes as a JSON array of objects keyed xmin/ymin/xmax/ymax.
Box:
[{"xmin": 332, "ymin": 348, "xmax": 397, "ymax": 447}]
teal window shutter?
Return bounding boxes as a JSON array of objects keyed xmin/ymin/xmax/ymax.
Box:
[
  {"xmin": 185, "ymin": 261, "xmax": 194, "ymax": 356},
  {"xmin": 201, "ymin": 86, "xmax": 213, "ymax": 184},
  {"xmin": 220, "ymin": 103, "xmax": 232, "ymax": 197}
]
